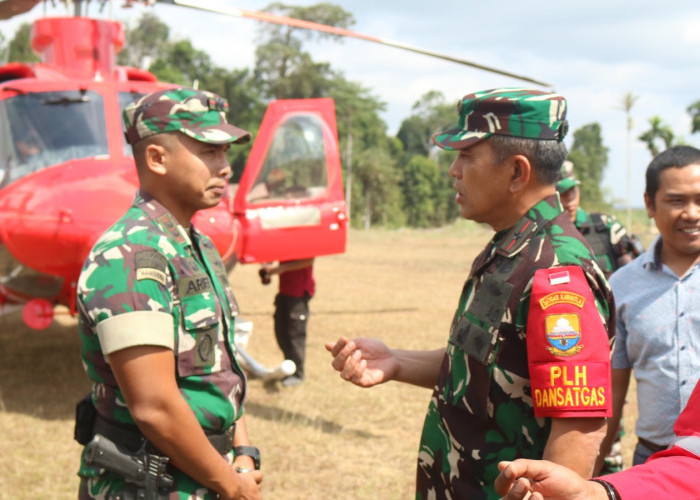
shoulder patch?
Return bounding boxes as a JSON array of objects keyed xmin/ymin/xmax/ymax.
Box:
[{"xmin": 135, "ymin": 250, "xmax": 168, "ymax": 286}]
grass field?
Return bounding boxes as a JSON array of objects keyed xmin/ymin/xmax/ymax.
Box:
[{"xmin": 0, "ymin": 220, "xmax": 652, "ymax": 499}]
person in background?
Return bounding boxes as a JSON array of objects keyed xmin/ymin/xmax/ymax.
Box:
[
  {"xmin": 556, "ymin": 160, "xmax": 643, "ymax": 276},
  {"xmin": 598, "ymin": 145, "xmax": 700, "ymax": 471},
  {"xmin": 260, "ymin": 258, "xmax": 315, "ymax": 387}
]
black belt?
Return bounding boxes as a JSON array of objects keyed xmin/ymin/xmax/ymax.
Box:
[
  {"xmin": 637, "ymin": 437, "xmax": 666, "ymax": 454},
  {"xmin": 93, "ymin": 414, "xmax": 235, "ymax": 455}
]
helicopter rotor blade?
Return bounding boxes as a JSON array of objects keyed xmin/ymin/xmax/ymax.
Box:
[{"xmin": 162, "ymin": 0, "xmax": 553, "ymax": 88}]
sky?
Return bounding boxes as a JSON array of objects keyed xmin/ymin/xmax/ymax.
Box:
[{"xmin": 4, "ymin": 0, "xmax": 700, "ymax": 209}]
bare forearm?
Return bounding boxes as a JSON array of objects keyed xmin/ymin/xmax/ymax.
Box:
[
  {"xmin": 595, "ymin": 369, "xmax": 630, "ymax": 474},
  {"xmin": 110, "ymin": 347, "xmax": 245, "ymax": 498},
  {"xmin": 543, "ymin": 417, "xmax": 607, "ymax": 478},
  {"xmin": 391, "ymin": 348, "xmax": 445, "ymax": 389},
  {"xmin": 132, "ymin": 396, "xmax": 240, "ymax": 495}
]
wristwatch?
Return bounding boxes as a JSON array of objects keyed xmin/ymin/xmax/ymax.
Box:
[{"xmin": 233, "ymin": 445, "xmax": 261, "ymax": 470}]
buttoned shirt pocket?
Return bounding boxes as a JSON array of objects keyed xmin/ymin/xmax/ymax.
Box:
[
  {"xmin": 177, "ymin": 289, "xmax": 223, "ymax": 376},
  {"xmin": 445, "ymin": 275, "xmax": 513, "ymax": 419},
  {"xmin": 449, "ymin": 274, "xmax": 512, "ymax": 364}
]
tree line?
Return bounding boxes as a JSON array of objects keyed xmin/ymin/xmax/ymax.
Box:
[{"xmin": 4, "ymin": 2, "xmax": 685, "ymax": 227}]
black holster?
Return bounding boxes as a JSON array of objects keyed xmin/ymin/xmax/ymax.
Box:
[{"xmin": 74, "ymin": 393, "xmax": 97, "ymax": 446}]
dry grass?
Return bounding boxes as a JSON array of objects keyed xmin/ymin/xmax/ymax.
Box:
[{"xmin": 0, "ymin": 220, "xmax": 652, "ymax": 499}]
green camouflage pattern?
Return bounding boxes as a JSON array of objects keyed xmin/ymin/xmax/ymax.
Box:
[
  {"xmin": 574, "ymin": 208, "xmax": 644, "ymax": 277},
  {"xmin": 77, "ymin": 191, "xmax": 245, "ymax": 499},
  {"xmin": 555, "ymin": 160, "xmax": 581, "ymax": 193},
  {"xmin": 415, "ymin": 194, "xmax": 615, "ymax": 499},
  {"xmin": 431, "ymin": 88, "xmax": 569, "ymax": 151},
  {"xmin": 123, "ymin": 87, "xmax": 251, "ymax": 145}
]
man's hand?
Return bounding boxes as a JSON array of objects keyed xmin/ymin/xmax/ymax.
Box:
[
  {"xmin": 495, "ymin": 460, "xmax": 608, "ymax": 500},
  {"xmin": 223, "ymin": 468, "xmax": 262, "ymax": 500},
  {"xmin": 325, "ymin": 337, "xmax": 398, "ymax": 387}
]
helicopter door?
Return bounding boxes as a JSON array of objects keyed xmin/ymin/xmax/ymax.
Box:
[{"xmin": 234, "ymin": 98, "xmax": 347, "ymax": 264}]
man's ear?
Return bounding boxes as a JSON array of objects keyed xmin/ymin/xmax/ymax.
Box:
[
  {"xmin": 509, "ymin": 154, "xmax": 532, "ymax": 193},
  {"xmin": 144, "ymin": 143, "xmax": 168, "ymax": 176},
  {"xmin": 644, "ymin": 192, "xmax": 655, "ymax": 219}
]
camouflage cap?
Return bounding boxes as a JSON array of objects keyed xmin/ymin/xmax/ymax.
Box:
[
  {"xmin": 556, "ymin": 160, "xmax": 580, "ymax": 193},
  {"xmin": 431, "ymin": 87, "xmax": 569, "ymax": 151},
  {"xmin": 123, "ymin": 87, "xmax": 251, "ymax": 146}
]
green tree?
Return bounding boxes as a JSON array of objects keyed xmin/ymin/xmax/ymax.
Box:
[
  {"xmin": 617, "ymin": 92, "xmax": 639, "ymax": 232},
  {"xmin": 396, "ymin": 91, "xmax": 454, "ymax": 159},
  {"xmin": 253, "ymin": 2, "xmax": 354, "ymax": 99},
  {"xmin": 326, "ymin": 77, "xmax": 389, "ymax": 221},
  {"xmin": 116, "ymin": 12, "xmax": 170, "ymax": 69},
  {"xmin": 401, "ymin": 155, "xmax": 442, "ymax": 227},
  {"xmin": 638, "ymin": 115, "xmax": 675, "ymax": 157},
  {"xmin": 149, "ymin": 39, "xmax": 213, "ymax": 87},
  {"xmin": 352, "ymin": 146, "xmax": 404, "ymax": 228},
  {"xmin": 394, "ymin": 91, "xmax": 459, "ymax": 227},
  {"xmin": 7, "ymin": 22, "xmax": 39, "ymax": 63},
  {"xmin": 687, "ymin": 99, "xmax": 700, "ymax": 135},
  {"xmin": 567, "ymin": 123, "xmax": 609, "ymax": 210}
]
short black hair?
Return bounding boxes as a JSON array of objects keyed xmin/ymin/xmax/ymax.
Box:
[
  {"xmin": 646, "ymin": 145, "xmax": 700, "ymax": 204},
  {"xmin": 131, "ymin": 132, "xmax": 178, "ymax": 170},
  {"xmin": 489, "ymin": 135, "xmax": 568, "ymax": 185}
]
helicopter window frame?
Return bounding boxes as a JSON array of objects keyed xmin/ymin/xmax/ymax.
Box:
[
  {"xmin": 246, "ymin": 113, "xmax": 330, "ymax": 204},
  {"xmin": 0, "ymin": 89, "xmax": 110, "ymax": 185}
]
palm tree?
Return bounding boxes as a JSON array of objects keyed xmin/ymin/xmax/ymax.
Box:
[
  {"xmin": 638, "ymin": 115, "xmax": 674, "ymax": 157},
  {"xmin": 687, "ymin": 100, "xmax": 700, "ymax": 134},
  {"xmin": 618, "ymin": 92, "xmax": 638, "ymax": 230}
]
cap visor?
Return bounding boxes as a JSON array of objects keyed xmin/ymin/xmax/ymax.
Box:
[
  {"xmin": 431, "ymin": 127, "xmax": 490, "ymax": 151},
  {"xmin": 181, "ymin": 123, "xmax": 251, "ymax": 145},
  {"xmin": 556, "ymin": 178, "xmax": 580, "ymax": 193}
]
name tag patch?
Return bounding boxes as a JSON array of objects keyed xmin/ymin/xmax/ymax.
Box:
[
  {"xmin": 135, "ymin": 250, "xmax": 167, "ymax": 286},
  {"xmin": 179, "ymin": 274, "xmax": 213, "ymax": 297}
]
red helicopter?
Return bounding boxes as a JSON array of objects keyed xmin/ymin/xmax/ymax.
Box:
[{"xmin": 0, "ymin": 0, "xmax": 549, "ymax": 361}]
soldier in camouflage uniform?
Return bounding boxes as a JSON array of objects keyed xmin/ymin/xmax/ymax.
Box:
[
  {"xmin": 557, "ymin": 160, "xmax": 643, "ymax": 277},
  {"xmin": 76, "ymin": 88, "xmax": 262, "ymax": 499},
  {"xmin": 327, "ymin": 88, "xmax": 615, "ymax": 499},
  {"xmin": 556, "ymin": 160, "xmax": 643, "ymax": 476}
]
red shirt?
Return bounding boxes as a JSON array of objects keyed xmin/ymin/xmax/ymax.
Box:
[
  {"xmin": 279, "ymin": 262, "xmax": 315, "ymax": 298},
  {"xmin": 604, "ymin": 378, "xmax": 700, "ymax": 497}
]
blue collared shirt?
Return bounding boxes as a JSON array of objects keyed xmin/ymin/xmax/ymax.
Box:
[{"xmin": 610, "ymin": 235, "xmax": 700, "ymax": 446}]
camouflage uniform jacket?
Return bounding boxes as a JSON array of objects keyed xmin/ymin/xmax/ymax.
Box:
[
  {"xmin": 77, "ymin": 191, "xmax": 245, "ymax": 499},
  {"xmin": 415, "ymin": 195, "xmax": 614, "ymax": 500},
  {"xmin": 573, "ymin": 207, "xmax": 643, "ymax": 277}
]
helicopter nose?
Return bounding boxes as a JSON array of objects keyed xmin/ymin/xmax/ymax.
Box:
[{"xmin": 0, "ymin": 157, "xmax": 138, "ymax": 301}]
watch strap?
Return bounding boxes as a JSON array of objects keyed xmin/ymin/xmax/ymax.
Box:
[{"xmin": 233, "ymin": 445, "xmax": 261, "ymax": 470}]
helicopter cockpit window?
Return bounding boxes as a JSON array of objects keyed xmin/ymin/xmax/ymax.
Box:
[
  {"xmin": 119, "ymin": 91, "xmax": 146, "ymax": 156},
  {"xmin": 247, "ymin": 114, "xmax": 329, "ymax": 203},
  {"xmin": 0, "ymin": 90, "xmax": 109, "ymax": 185}
]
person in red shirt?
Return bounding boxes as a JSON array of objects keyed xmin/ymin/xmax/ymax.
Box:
[
  {"xmin": 494, "ymin": 379, "xmax": 700, "ymax": 499},
  {"xmin": 260, "ymin": 258, "xmax": 315, "ymax": 386}
]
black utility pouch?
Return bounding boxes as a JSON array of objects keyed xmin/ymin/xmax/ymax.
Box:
[{"xmin": 74, "ymin": 393, "xmax": 97, "ymax": 445}]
